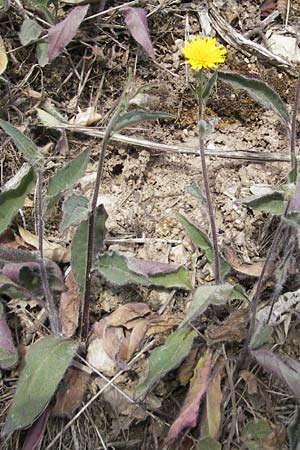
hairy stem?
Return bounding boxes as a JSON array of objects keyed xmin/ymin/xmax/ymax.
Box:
[
  {"xmin": 80, "ymin": 106, "xmax": 123, "ymax": 342},
  {"xmin": 36, "ymin": 169, "xmax": 60, "ymax": 336},
  {"xmin": 198, "ymin": 133, "xmax": 221, "ymax": 284},
  {"xmin": 246, "ymin": 75, "xmax": 300, "ymax": 350}
]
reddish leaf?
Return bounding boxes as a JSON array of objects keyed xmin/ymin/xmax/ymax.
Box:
[
  {"xmin": 59, "ymin": 271, "xmax": 80, "ymax": 337},
  {"xmin": 124, "ymin": 7, "xmax": 154, "ymax": 58},
  {"xmin": 165, "ymin": 349, "xmax": 213, "ymax": 444},
  {"xmin": 252, "ymin": 349, "xmax": 300, "ymax": 398},
  {"xmin": 21, "ymin": 405, "xmax": 51, "ymax": 450},
  {"xmin": 0, "ymin": 229, "xmax": 22, "ymax": 248},
  {"xmin": 0, "ymin": 303, "xmax": 18, "ymax": 370},
  {"xmin": 48, "ymin": 5, "xmax": 89, "ymax": 62},
  {"xmin": 52, "ymin": 367, "xmax": 90, "ymax": 418}
]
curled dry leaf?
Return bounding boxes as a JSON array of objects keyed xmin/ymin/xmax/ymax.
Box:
[
  {"xmin": 107, "ymin": 302, "xmax": 151, "ymax": 328},
  {"xmin": 18, "ymin": 226, "xmax": 70, "ymax": 263},
  {"xmin": 206, "ymin": 359, "xmax": 224, "ymax": 439},
  {"xmin": 69, "ymin": 106, "xmax": 102, "ymax": 126},
  {"xmin": 240, "ymin": 370, "xmax": 258, "ymax": 395},
  {"xmin": 52, "ymin": 367, "xmax": 90, "ymax": 418},
  {"xmin": 87, "ymin": 337, "xmax": 116, "ymax": 377},
  {"xmin": 96, "ymin": 378, "xmax": 161, "ymax": 420},
  {"xmin": 0, "ymin": 229, "xmax": 24, "ymax": 248},
  {"xmin": 59, "ymin": 271, "xmax": 80, "ymax": 337},
  {"xmin": 205, "ymin": 308, "xmax": 248, "ymax": 344},
  {"xmin": 223, "ymin": 245, "xmax": 275, "ymax": 279},
  {"xmin": 0, "ymin": 35, "xmax": 8, "ymax": 75}
]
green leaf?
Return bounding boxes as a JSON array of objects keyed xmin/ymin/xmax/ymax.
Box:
[
  {"xmin": 239, "ymin": 191, "xmax": 286, "ymax": 215},
  {"xmin": 242, "ymin": 418, "xmax": 272, "ymax": 441},
  {"xmin": 0, "ymin": 119, "xmax": 43, "ymax": 165},
  {"xmin": 186, "ymin": 181, "xmax": 205, "ymax": 202},
  {"xmin": 36, "ymin": 40, "xmax": 49, "ymax": 67},
  {"xmin": 26, "ymin": 0, "xmax": 54, "ymax": 23},
  {"xmin": 60, "ymin": 193, "xmax": 89, "ymax": 232},
  {"xmin": 288, "ymin": 408, "xmax": 300, "ymax": 450},
  {"xmin": 135, "ymin": 328, "xmax": 196, "ymax": 398},
  {"xmin": 250, "ymin": 322, "xmax": 273, "ymax": 350},
  {"xmin": 180, "ymin": 283, "xmax": 239, "ymax": 328},
  {"xmin": 217, "ymin": 71, "xmax": 290, "ymax": 126},
  {"xmin": 113, "ymin": 110, "xmax": 174, "ymax": 132},
  {"xmin": 0, "ymin": 166, "xmax": 35, "ymax": 234},
  {"xmin": 94, "ymin": 251, "xmax": 192, "ymax": 290},
  {"xmin": 197, "ymin": 437, "xmax": 221, "ymax": 450},
  {"xmin": 46, "ymin": 148, "xmax": 90, "ymax": 199},
  {"xmin": 18, "ymin": 19, "xmax": 42, "ymax": 46},
  {"xmin": 202, "ymin": 71, "xmax": 218, "ymax": 103},
  {"xmin": 288, "ymin": 155, "xmax": 298, "ymax": 184},
  {"xmin": 3, "ymin": 336, "xmax": 77, "ymax": 435},
  {"xmin": 71, "ymin": 205, "xmax": 107, "ymax": 298},
  {"xmin": 178, "ymin": 214, "xmax": 230, "ymax": 278},
  {"xmin": 37, "ymin": 108, "xmax": 64, "ymax": 128}
]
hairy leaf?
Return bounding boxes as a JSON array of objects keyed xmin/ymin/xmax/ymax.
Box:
[
  {"xmin": 180, "ymin": 284, "xmax": 238, "ymax": 328},
  {"xmin": 95, "ymin": 251, "xmax": 192, "ymax": 290},
  {"xmin": 36, "ymin": 40, "xmax": 48, "ymax": 67},
  {"xmin": 252, "ymin": 349, "xmax": 300, "ymax": 398},
  {"xmin": 19, "ymin": 19, "xmax": 42, "ymax": 46},
  {"xmin": 46, "ymin": 148, "xmax": 90, "ymax": 199},
  {"xmin": 0, "ymin": 120, "xmax": 43, "ymax": 165},
  {"xmin": 0, "ymin": 166, "xmax": 35, "ymax": 234},
  {"xmin": 136, "ymin": 329, "xmax": 196, "ymax": 398},
  {"xmin": 217, "ymin": 71, "xmax": 290, "ymax": 126},
  {"xmin": 165, "ymin": 350, "xmax": 213, "ymax": 443},
  {"xmin": 124, "ymin": 7, "xmax": 154, "ymax": 58},
  {"xmin": 37, "ymin": 108, "xmax": 64, "ymax": 128},
  {"xmin": 26, "ymin": 0, "xmax": 54, "ymax": 23},
  {"xmin": 178, "ymin": 213, "xmax": 230, "ymax": 278},
  {"xmin": 60, "ymin": 193, "xmax": 89, "ymax": 232},
  {"xmin": 48, "ymin": 5, "xmax": 89, "ymax": 62},
  {"xmin": 239, "ymin": 191, "xmax": 286, "ymax": 215},
  {"xmin": 3, "ymin": 336, "xmax": 77, "ymax": 435},
  {"xmin": 0, "ymin": 302, "xmax": 18, "ymax": 370},
  {"xmin": 114, "ymin": 110, "xmax": 173, "ymax": 132},
  {"xmin": 71, "ymin": 205, "xmax": 107, "ymax": 297},
  {"xmin": 197, "ymin": 437, "xmax": 221, "ymax": 450},
  {"xmin": 288, "ymin": 408, "xmax": 300, "ymax": 450}
]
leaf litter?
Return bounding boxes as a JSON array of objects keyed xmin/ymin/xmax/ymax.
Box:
[{"xmin": 1, "ymin": 0, "xmax": 300, "ymax": 448}]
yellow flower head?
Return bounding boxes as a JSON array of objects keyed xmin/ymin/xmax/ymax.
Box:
[{"xmin": 181, "ymin": 36, "xmax": 227, "ymax": 70}]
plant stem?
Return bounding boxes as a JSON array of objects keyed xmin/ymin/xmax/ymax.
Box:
[
  {"xmin": 198, "ymin": 134, "xmax": 221, "ymax": 284},
  {"xmin": 245, "ymin": 74, "xmax": 300, "ymax": 350},
  {"xmin": 36, "ymin": 169, "xmax": 60, "ymax": 336},
  {"xmin": 80, "ymin": 106, "xmax": 123, "ymax": 342},
  {"xmin": 197, "ymin": 71, "xmax": 221, "ymax": 284}
]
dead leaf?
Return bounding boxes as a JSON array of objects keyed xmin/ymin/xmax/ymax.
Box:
[
  {"xmin": 206, "ymin": 360, "xmax": 224, "ymax": 438},
  {"xmin": 0, "ymin": 35, "xmax": 8, "ymax": 75},
  {"xmin": 87, "ymin": 337, "xmax": 116, "ymax": 376},
  {"xmin": 0, "ymin": 229, "xmax": 23, "ymax": 248},
  {"xmin": 18, "ymin": 226, "xmax": 70, "ymax": 263},
  {"xmin": 240, "ymin": 370, "xmax": 258, "ymax": 395},
  {"xmin": 52, "ymin": 367, "xmax": 90, "ymax": 418},
  {"xmin": 59, "ymin": 271, "xmax": 80, "ymax": 337},
  {"xmin": 205, "ymin": 309, "xmax": 248, "ymax": 344},
  {"xmin": 223, "ymin": 245, "xmax": 275, "ymax": 278},
  {"xmin": 70, "ymin": 106, "xmax": 102, "ymax": 126},
  {"xmin": 48, "ymin": 5, "xmax": 89, "ymax": 62},
  {"xmin": 123, "ymin": 7, "xmax": 155, "ymax": 59},
  {"xmin": 165, "ymin": 349, "xmax": 213, "ymax": 444},
  {"xmin": 96, "ymin": 378, "xmax": 161, "ymax": 420},
  {"xmin": 178, "ymin": 348, "xmax": 199, "ymax": 386},
  {"xmin": 119, "ymin": 319, "xmax": 149, "ymax": 361},
  {"xmin": 107, "ymin": 302, "xmax": 151, "ymax": 328},
  {"xmin": 146, "ymin": 314, "xmax": 181, "ymax": 336}
]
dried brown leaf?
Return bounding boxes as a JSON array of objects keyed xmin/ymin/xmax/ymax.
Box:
[
  {"xmin": 205, "ymin": 309, "xmax": 248, "ymax": 344},
  {"xmin": 107, "ymin": 302, "xmax": 151, "ymax": 328},
  {"xmin": 59, "ymin": 271, "xmax": 80, "ymax": 337},
  {"xmin": 87, "ymin": 337, "xmax": 116, "ymax": 376},
  {"xmin": 206, "ymin": 361, "xmax": 224, "ymax": 439},
  {"xmin": 240, "ymin": 370, "xmax": 258, "ymax": 395},
  {"xmin": 0, "ymin": 35, "xmax": 8, "ymax": 75},
  {"xmin": 52, "ymin": 367, "xmax": 90, "ymax": 418},
  {"xmin": 18, "ymin": 226, "xmax": 70, "ymax": 263}
]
